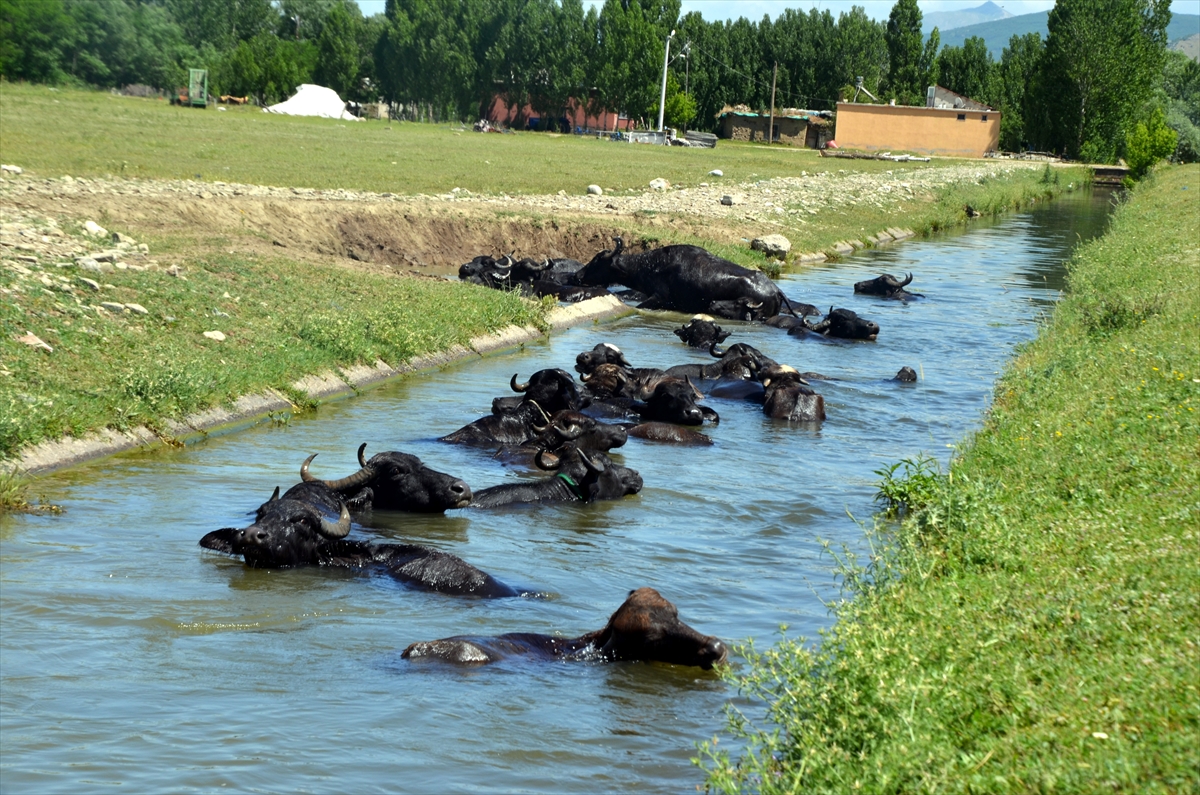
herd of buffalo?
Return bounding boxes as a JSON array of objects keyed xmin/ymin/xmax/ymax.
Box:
[{"xmin": 201, "ymin": 239, "xmax": 922, "ymax": 671}]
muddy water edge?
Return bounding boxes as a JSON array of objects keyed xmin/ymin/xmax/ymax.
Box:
[{"xmin": 0, "ymin": 190, "xmax": 1112, "ymax": 793}]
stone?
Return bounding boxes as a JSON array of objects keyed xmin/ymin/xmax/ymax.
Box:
[
  {"xmin": 796, "ymin": 252, "xmax": 827, "ymax": 263},
  {"xmin": 708, "ymin": 169, "xmax": 724, "ymax": 177},
  {"xmin": 100, "ymin": 301, "xmax": 127, "ymax": 313},
  {"xmin": 78, "ymin": 277, "xmax": 101, "ymax": 291},
  {"xmin": 830, "ymin": 241, "xmax": 855, "ymax": 255},
  {"xmin": 84, "ymin": 220, "xmax": 108, "ymax": 237},
  {"xmin": 111, "ymin": 232, "xmax": 136, "ymax": 245},
  {"xmin": 15, "ymin": 332, "xmax": 52, "ymax": 353},
  {"xmin": 125, "ymin": 303, "xmax": 148, "ymax": 315},
  {"xmin": 203, "ymin": 330, "xmax": 226, "ymax": 342},
  {"xmin": 751, "ymin": 234, "xmax": 792, "ymax": 258},
  {"xmin": 1, "ymin": 164, "xmax": 23, "ymax": 175},
  {"xmin": 648, "ymin": 178, "xmax": 670, "ymax": 191},
  {"xmin": 720, "ymin": 194, "xmax": 744, "ymax": 206},
  {"xmin": 91, "ymin": 251, "xmax": 117, "ymax": 263},
  {"xmin": 587, "ymin": 184, "xmax": 603, "ymax": 196},
  {"xmin": 137, "ymin": 244, "xmax": 149, "ymax": 253}
]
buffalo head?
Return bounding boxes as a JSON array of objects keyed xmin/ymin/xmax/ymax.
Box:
[{"xmin": 299, "ymin": 444, "xmax": 471, "ymax": 511}]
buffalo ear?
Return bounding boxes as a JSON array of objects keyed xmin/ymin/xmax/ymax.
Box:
[{"xmin": 199, "ymin": 528, "xmax": 240, "ymax": 554}]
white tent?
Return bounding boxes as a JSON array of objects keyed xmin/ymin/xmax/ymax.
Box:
[{"xmin": 264, "ymin": 84, "xmax": 360, "ymax": 121}]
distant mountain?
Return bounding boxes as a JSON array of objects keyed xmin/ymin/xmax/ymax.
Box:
[
  {"xmin": 1173, "ymin": 32, "xmax": 1200, "ymax": 61},
  {"xmin": 922, "ymin": 2, "xmax": 1010, "ymax": 34},
  {"xmin": 936, "ymin": 10, "xmax": 1200, "ymax": 60}
]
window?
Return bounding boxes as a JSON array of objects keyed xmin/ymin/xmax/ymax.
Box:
[
  {"xmin": 957, "ymin": 113, "xmax": 966, "ymax": 121},
  {"xmin": 981, "ymin": 114, "xmax": 988, "ymax": 122}
]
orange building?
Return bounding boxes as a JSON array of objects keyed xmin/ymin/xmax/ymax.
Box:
[{"xmin": 833, "ymin": 99, "xmax": 1000, "ymax": 159}]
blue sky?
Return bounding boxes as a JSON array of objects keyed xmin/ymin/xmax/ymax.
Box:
[{"xmin": 353, "ymin": 0, "xmax": 1059, "ymax": 23}]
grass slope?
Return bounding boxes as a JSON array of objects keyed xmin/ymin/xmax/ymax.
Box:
[{"xmin": 699, "ymin": 164, "xmax": 1200, "ymax": 793}]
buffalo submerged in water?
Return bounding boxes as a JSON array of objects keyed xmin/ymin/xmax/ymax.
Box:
[
  {"xmin": 200, "ymin": 480, "xmax": 528, "ymax": 597},
  {"xmin": 402, "ymin": 587, "xmax": 727, "ymax": 669}
]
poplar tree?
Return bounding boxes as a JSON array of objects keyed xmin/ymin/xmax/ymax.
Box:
[{"xmin": 885, "ymin": 0, "xmax": 923, "ymax": 104}]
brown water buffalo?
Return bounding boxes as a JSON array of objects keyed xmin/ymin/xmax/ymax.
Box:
[
  {"xmin": 201, "ymin": 482, "xmax": 524, "ymax": 597},
  {"xmin": 297, "ymin": 444, "xmax": 471, "ymax": 512},
  {"xmin": 401, "ymin": 587, "xmax": 728, "ymax": 669},
  {"xmin": 853, "ymin": 272, "xmax": 923, "ymax": 300}
]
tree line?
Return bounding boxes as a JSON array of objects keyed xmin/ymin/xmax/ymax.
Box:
[{"xmin": 1, "ymin": 0, "xmax": 1195, "ymax": 163}]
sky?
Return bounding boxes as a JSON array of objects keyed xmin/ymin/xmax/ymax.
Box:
[{"xmin": 353, "ymin": 0, "xmax": 1059, "ymax": 24}]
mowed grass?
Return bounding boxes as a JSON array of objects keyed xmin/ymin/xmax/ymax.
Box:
[
  {"xmin": 699, "ymin": 165, "xmax": 1200, "ymax": 792},
  {"xmin": 3, "ymin": 82, "xmax": 938, "ymax": 195},
  {"xmin": 0, "ymin": 242, "xmax": 544, "ymax": 461}
]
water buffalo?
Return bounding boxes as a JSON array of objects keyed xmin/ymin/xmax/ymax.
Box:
[
  {"xmin": 496, "ymin": 410, "xmax": 628, "ymax": 462},
  {"xmin": 402, "ymin": 587, "xmax": 727, "ymax": 669},
  {"xmin": 440, "ymin": 399, "xmax": 552, "ymax": 446},
  {"xmin": 503, "ymin": 369, "xmax": 587, "ymax": 414},
  {"xmin": 297, "ymin": 445, "xmax": 471, "ymax": 512},
  {"xmin": 674, "ymin": 316, "xmax": 730, "ymax": 348},
  {"xmin": 626, "ymin": 422, "xmax": 713, "ymax": 445},
  {"xmin": 632, "ymin": 378, "xmax": 719, "ymax": 426},
  {"xmin": 470, "ymin": 447, "xmax": 642, "ymax": 508},
  {"xmin": 893, "ymin": 366, "xmax": 918, "ymax": 382},
  {"xmin": 575, "ymin": 342, "xmax": 632, "ymax": 375},
  {"xmin": 709, "ymin": 341, "xmax": 779, "ymax": 371},
  {"xmin": 802, "ymin": 307, "xmax": 880, "ymax": 340},
  {"xmin": 758, "ymin": 365, "xmax": 826, "ymax": 422},
  {"xmin": 576, "ymin": 237, "xmax": 796, "ymax": 321},
  {"xmin": 853, "ymin": 272, "xmax": 923, "ymax": 300},
  {"xmin": 201, "ymin": 482, "xmax": 523, "ymax": 597},
  {"xmin": 664, "ymin": 353, "xmax": 757, "ymax": 382}
]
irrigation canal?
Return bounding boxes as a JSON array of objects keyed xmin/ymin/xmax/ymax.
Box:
[{"xmin": 0, "ymin": 189, "xmax": 1113, "ymax": 793}]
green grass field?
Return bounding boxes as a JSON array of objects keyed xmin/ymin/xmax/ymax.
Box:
[{"xmin": 699, "ymin": 164, "xmax": 1200, "ymax": 793}]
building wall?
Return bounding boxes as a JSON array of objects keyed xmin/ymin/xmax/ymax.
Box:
[
  {"xmin": 834, "ymin": 102, "xmax": 1000, "ymax": 158},
  {"xmin": 487, "ymin": 95, "xmax": 632, "ymax": 131},
  {"xmin": 719, "ymin": 115, "xmax": 810, "ymax": 146}
]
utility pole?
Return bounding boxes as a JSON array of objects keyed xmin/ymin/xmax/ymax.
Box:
[
  {"xmin": 768, "ymin": 62, "xmax": 777, "ymax": 145},
  {"xmin": 657, "ymin": 29, "xmax": 676, "ymax": 134}
]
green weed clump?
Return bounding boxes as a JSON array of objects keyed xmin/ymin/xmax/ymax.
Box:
[{"xmin": 698, "ymin": 165, "xmax": 1200, "ymax": 793}]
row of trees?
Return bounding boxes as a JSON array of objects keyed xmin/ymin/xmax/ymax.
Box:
[{"xmin": 0, "ymin": 0, "xmax": 1192, "ymax": 163}]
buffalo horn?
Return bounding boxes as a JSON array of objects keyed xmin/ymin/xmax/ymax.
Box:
[
  {"xmin": 301, "ymin": 452, "xmax": 377, "ymax": 492},
  {"xmin": 529, "ymin": 401, "xmax": 552, "ymax": 432},
  {"xmin": 269, "ymin": 486, "xmax": 280, "ymax": 502},
  {"xmin": 318, "ymin": 502, "xmax": 352, "ymax": 539},
  {"xmin": 709, "ymin": 341, "xmax": 726, "ymax": 358},
  {"xmin": 580, "ymin": 371, "xmax": 593, "ymax": 383},
  {"xmin": 901, "ymin": 272, "xmax": 914, "ymax": 287},
  {"xmin": 579, "ymin": 449, "xmax": 605, "ymax": 474},
  {"xmin": 534, "ymin": 449, "xmax": 561, "ymax": 471},
  {"xmin": 552, "ymin": 418, "xmax": 585, "ymax": 441},
  {"xmin": 685, "ymin": 375, "xmax": 703, "ymax": 399},
  {"xmin": 357, "ymin": 442, "xmax": 369, "ymax": 468},
  {"xmin": 746, "ymin": 300, "xmax": 763, "ymax": 309},
  {"xmin": 511, "ymin": 373, "xmax": 530, "ymax": 392}
]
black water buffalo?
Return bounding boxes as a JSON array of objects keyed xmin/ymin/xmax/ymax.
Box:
[
  {"xmin": 664, "ymin": 353, "xmax": 757, "ymax": 382},
  {"xmin": 503, "ymin": 369, "xmax": 587, "ymax": 414},
  {"xmin": 633, "ymin": 378, "xmax": 719, "ymax": 426},
  {"xmin": 854, "ymin": 272, "xmax": 924, "ymax": 300},
  {"xmin": 440, "ymin": 399, "xmax": 551, "ymax": 446},
  {"xmin": 201, "ymin": 482, "xmax": 523, "ymax": 597},
  {"xmin": 297, "ymin": 444, "xmax": 471, "ymax": 512},
  {"xmin": 470, "ymin": 447, "xmax": 642, "ymax": 508},
  {"xmin": 758, "ymin": 365, "xmax": 826, "ymax": 422},
  {"xmin": 498, "ymin": 410, "xmax": 628, "ymax": 459},
  {"xmin": 402, "ymin": 587, "xmax": 727, "ymax": 669},
  {"xmin": 576, "ymin": 237, "xmax": 795, "ymax": 321},
  {"xmin": 709, "ymin": 341, "xmax": 779, "ymax": 370},
  {"xmin": 893, "ymin": 366, "xmax": 918, "ymax": 382},
  {"xmin": 575, "ymin": 342, "xmax": 632, "ymax": 375},
  {"xmin": 802, "ymin": 307, "xmax": 880, "ymax": 340},
  {"xmin": 674, "ymin": 316, "xmax": 730, "ymax": 348}
]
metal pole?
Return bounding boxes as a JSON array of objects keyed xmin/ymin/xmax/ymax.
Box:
[
  {"xmin": 768, "ymin": 62, "xmax": 777, "ymax": 145},
  {"xmin": 657, "ymin": 29, "xmax": 675, "ymax": 134}
]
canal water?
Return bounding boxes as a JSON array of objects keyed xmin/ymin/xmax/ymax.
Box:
[{"xmin": 0, "ymin": 191, "xmax": 1112, "ymax": 793}]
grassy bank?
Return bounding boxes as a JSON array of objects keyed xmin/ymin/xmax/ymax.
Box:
[
  {"xmin": 0, "ymin": 240, "xmax": 544, "ymax": 462},
  {"xmin": 699, "ymin": 165, "xmax": 1200, "ymax": 792}
]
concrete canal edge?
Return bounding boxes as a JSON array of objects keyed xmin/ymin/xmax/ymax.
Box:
[{"xmin": 10, "ymin": 295, "xmax": 634, "ymax": 478}]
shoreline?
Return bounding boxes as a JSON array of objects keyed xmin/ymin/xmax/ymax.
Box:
[{"xmin": 9, "ymin": 295, "xmax": 632, "ymax": 477}]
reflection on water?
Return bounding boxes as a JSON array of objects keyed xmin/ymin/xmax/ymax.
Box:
[{"xmin": 0, "ymin": 190, "xmax": 1112, "ymax": 793}]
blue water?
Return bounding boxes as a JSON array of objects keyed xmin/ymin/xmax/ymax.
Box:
[{"xmin": 0, "ymin": 190, "xmax": 1112, "ymax": 793}]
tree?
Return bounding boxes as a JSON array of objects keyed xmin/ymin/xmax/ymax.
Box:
[
  {"xmin": 314, "ymin": 1, "xmax": 358, "ymax": 97},
  {"xmin": 937, "ymin": 35, "xmax": 993, "ymax": 103},
  {"xmin": 1028, "ymin": 0, "xmax": 1171, "ymax": 161},
  {"xmin": 833, "ymin": 6, "xmax": 888, "ymax": 104},
  {"xmin": 649, "ymin": 72, "xmax": 696, "ymax": 129},
  {"xmin": 993, "ymin": 32, "xmax": 1043, "ymax": 150},
  {"xmin": 1125, "ymin": 106, "xmax": 1177, "ymax": 179},
  {"xmin": 0, "ymin": 0, "xmax": 75, "ymax": 83},
  {"xmin": 884, "ymin": 0, "xmax": 922, "ymax": 104}
]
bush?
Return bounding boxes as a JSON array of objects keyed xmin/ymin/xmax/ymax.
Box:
[{"xmin": 1125, "ymin": 106, "xmax": 1178, "ymax": 180}]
